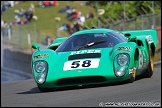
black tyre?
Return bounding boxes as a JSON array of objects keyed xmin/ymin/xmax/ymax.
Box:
[{"xmin": 142, "ymin": 49, "xmax": 154, "ymax": 78}]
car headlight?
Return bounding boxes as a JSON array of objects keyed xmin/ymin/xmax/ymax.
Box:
[
  {"xmin": 37, "ymin": 73, "xmax": 46, "ymax": 84},
  {"xmin": 35, "ymin": 61, "xmax": 47, "ymax": 72},
  {"xmin": 117, "ymin": 54, "xmax": 129, "ymax": 65},
  {"xmin": 115, "ymin": 66, "xmax": 126, "ymax": 77},
  {"xmin": 34, "ymin": 61, "xmax": 48, "ymax": 84}
]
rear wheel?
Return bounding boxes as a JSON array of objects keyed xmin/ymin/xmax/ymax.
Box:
[{"xmin": 142, "ymin": 49, "xmax": 154, "ymax": 78}]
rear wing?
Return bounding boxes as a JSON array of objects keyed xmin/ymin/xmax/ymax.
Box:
[{"xmin": 122, "ymin": 29, "xmax": 157, "ymax": 47}]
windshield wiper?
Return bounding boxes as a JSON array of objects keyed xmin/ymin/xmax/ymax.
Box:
[{"xmin": 77, "ymin": 40, "xmax": 107, "ymax": 50}]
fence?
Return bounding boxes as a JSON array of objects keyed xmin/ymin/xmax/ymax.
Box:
[
  {"xmin": 1, "ymin": 23, "xmax": 44, "ymax": 49},
  {"xmin": 102, "ymin": 12, "xmax": 161, "ymax": 31},
  {"xmin": 1, "ymin": 12, "xmax": 161, "ymax": 50}
]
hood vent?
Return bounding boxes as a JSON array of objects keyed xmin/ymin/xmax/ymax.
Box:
[{"xmin": 68, "ymin": 53, "xmax": 101, "ymax": 60}]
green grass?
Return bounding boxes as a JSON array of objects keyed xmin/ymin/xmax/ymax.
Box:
[
  {"xmin": 1, "ymin": 1, "xmax": 96, "ymax": 49},
  {"xmin": 1, "ymin": 1, "xmax": 96, "ymax": 37}
]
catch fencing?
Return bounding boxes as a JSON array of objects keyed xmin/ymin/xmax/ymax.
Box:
[
  {"xmin": 1, "ymin": 23, "xmax": 44, "ymax": 49},
  {"xmin": 1, "ymin": 12, "xmax": 161, "ymax": 50},
  {"xmin": 102, "ymin": 12, "xmax": 161, "ymax": 31}
]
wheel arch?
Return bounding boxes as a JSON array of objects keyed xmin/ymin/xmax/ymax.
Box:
[{"xmin": 146, "ymin": 41, "xmax": 156, "ymax": 57}]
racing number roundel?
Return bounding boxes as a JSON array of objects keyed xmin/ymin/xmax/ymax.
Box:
[{"xmin": 63, "ymin": 59, "xmax": 100, "ymax": 71}]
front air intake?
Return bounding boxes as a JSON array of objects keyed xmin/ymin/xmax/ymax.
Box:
[{"xmin": 56, "ymin": 76, "xmax": 106, "ymax": 86}]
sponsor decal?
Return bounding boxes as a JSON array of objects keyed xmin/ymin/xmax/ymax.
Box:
[
  {"xmin": 129, "ymin": 68, "xmax": 134, "ymax": 74},
  {"xmin": 117, "ymin": 47, "xmax": 131, "ymax": 52},
  {"xmin": 34, "ymin": 54, "xmax": 49, "ymax": 59},
  {"xmin": 70, "ymin": 50, "xmax": 101, "ymax": 55},
  {"xmin": 146, "ymin": 35, "xmax": 153, "ymax": 43}
]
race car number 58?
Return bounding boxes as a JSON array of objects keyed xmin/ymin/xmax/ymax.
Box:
[{"xmin": 63, "ymin": 59, "xmax": 100, "ymax": 71}]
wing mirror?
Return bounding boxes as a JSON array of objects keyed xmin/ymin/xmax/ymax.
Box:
[{"xmin": 32, "ymin": 43, "xmax": 40, "ymax": 51}]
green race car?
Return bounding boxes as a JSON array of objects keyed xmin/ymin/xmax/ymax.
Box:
[{"xmin": 31, "ymin": 28, "xmax": 157, "ymax": 92}]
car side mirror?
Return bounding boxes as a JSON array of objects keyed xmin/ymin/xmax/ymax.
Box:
[{"xmin": 32, "ymin": 43, "xmax": 40, "ymax": 51}]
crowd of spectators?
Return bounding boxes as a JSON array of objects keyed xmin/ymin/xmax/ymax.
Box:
[
  {"xmin": 38, "ymin": 1, "xmax": 95, "ymax": 45},
  {"xmin": 1, "ymin": 1, "xmax": 26, "ymax": 14},
  {"xmin": 1, "ymin": 1, "xmax": 94, "ymax": 44},
  {"xmin": 1, "ymin": 1, "xmax": 37, "ymax": 37},
  {"xmin": 58, "ymin": 2, "xmax": 94, "ymax": 35},
  {"xmin": 12, "ymin": 3, "xmax": 35, "ymax": 25},
  {"xmin": 38, "ymin": 1, "xmax": 57, "ymax": 8},
  {"xmin": 1, "ymin": 1, "xmax": 25, "ymax": 36}
]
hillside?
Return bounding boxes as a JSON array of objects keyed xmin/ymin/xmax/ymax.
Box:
[{"xmin": 1, "ymin": 1, "xmax": 96, "ymax": 38}]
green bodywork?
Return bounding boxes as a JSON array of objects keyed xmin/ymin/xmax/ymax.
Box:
[
  {"xmin": 47, "ymin": 36, "xmax": 68, "ymax": 50},
  {"xmin": 31, "ymin": 28, "xmax": 157, "ymax": 90}
]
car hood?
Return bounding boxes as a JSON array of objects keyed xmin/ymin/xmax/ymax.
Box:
[{"xmin": 43, "ymin": 48, "xmax": 115, "ymax": 80}]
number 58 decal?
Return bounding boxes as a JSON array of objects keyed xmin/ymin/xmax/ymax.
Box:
[
  {"xmin": 71, "ymin": 60, "xmax": 91, "ymax": 68},
  {"xmin": 63, "ymin": 59, "xmax": 100, "ymax": 71}
]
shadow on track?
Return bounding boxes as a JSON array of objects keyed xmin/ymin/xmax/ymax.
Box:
[{"xmin": 17, "ymin": 75, "xmax": 149, "ymax": 94}]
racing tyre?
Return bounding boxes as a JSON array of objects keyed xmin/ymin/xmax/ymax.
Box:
[
  {"xmin": 129, "ymin": 60, "xmax": 136, "ymax": 83},
  {"xmin": 142, "ymin": 49, "xmax": 154, "ymax": 78}
]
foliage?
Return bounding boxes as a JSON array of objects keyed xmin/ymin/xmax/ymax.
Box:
[{"xmin": 87, "ymin": 1, "xmax": 161, "ymax": 26}]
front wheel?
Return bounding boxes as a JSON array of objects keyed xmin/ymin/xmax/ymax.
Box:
[{"xmin": 128, "ymin": 60, "xmax": 136, "ymax": 83}]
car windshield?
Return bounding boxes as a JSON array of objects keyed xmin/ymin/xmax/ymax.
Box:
[{"xmin": 55, "ymin": 31, "xmax": 127, "ymax": 52}]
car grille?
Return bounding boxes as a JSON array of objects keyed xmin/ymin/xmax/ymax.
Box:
[{"xmin": 56, "ymin": 76, "xmax": 106, "ymax": 86}]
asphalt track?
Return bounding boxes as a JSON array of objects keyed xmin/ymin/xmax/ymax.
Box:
[{"xmin": 1, "ymin": 64, "xmax": 161, "ymax": 107}]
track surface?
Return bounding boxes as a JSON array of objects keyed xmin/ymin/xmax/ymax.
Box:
[{"xmin": 1, "ymin": 65, "xmax": 161, "ymax": 107}]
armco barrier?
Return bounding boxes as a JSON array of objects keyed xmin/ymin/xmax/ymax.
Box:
[{"xmin": 156, "ymin": 26, "xmax": 161, "ymax": 44}]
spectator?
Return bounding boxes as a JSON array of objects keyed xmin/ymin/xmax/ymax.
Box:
[
  {"xmin": 66, "ymin": 3, "xmax": 70, "ymax": 10},
  {"xmin": 16, "ymin": 8, "xmax": 25, "ymax": 17},
  {"xmin": 70, "ymin": 9, "xmax": 79, "ymax": 21},
  {"xmin": 66, "ymin": 8, "xmax": 72, "ymax": 18},
  {"xmin": 59, "ymin": 3, "xmax": 70, "ymax": 14},
  {"xmin": 73, "ymin": 20, "xmax": 82, "ymax": 32},
  {"xmin": 29, "ymin": 3, "xmax": 35, "ymax": 13},
  {"xmin": 50, "ymin": 1, "xmax": 57, "ymax": 6},
  {"xmin": 58, "ymin": 23, "xmax": 67, "ymax": 32},
  {"xmin": 1, "ymin": 20, "xmax": 8, "ymax": 36},
  {"xmin": 44, "ymin": 1, "xmax": 50, "ymax": 7},
  {"xmin": 1, "ymin": 19, "xmax": 4, "ymax": 28},
  {"xmin": 13, "ymin": 15, "xmax": 21, "ymax": 24},
  {"xmin": 9, "ymin": 1, "xmax": 14, "ymax": 7},
  {"xmin": 26, "ymin": 11, "xmax": 33, "ymax": 22},
  {"xmin": 21, "ymin": 18, "xmax": 28, "ymax": 25},
  {"xmin": 42, "ymin": 33, "xmax": 51, "ymax": 45},
  {"xmin": 86, "ymin": 12, "xmax": 94, "ymax": 19},
  {"xmin": 38, "ymin": 1, "xmax": 44, "ymax": 8},
  {"xmin": 1, "ymin": 4, "xmax": 7, "ymax": 12},
  {"xmin": 79, "ymin": 14, "xmax": 86, "ymax": 25},
  {"xmin": 66, "ymin": 23, "xmax": 73, "ymax": 34},
  {"xmin": 4, "ymin": 1, "xmax": 11, "ymax": 7}
]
